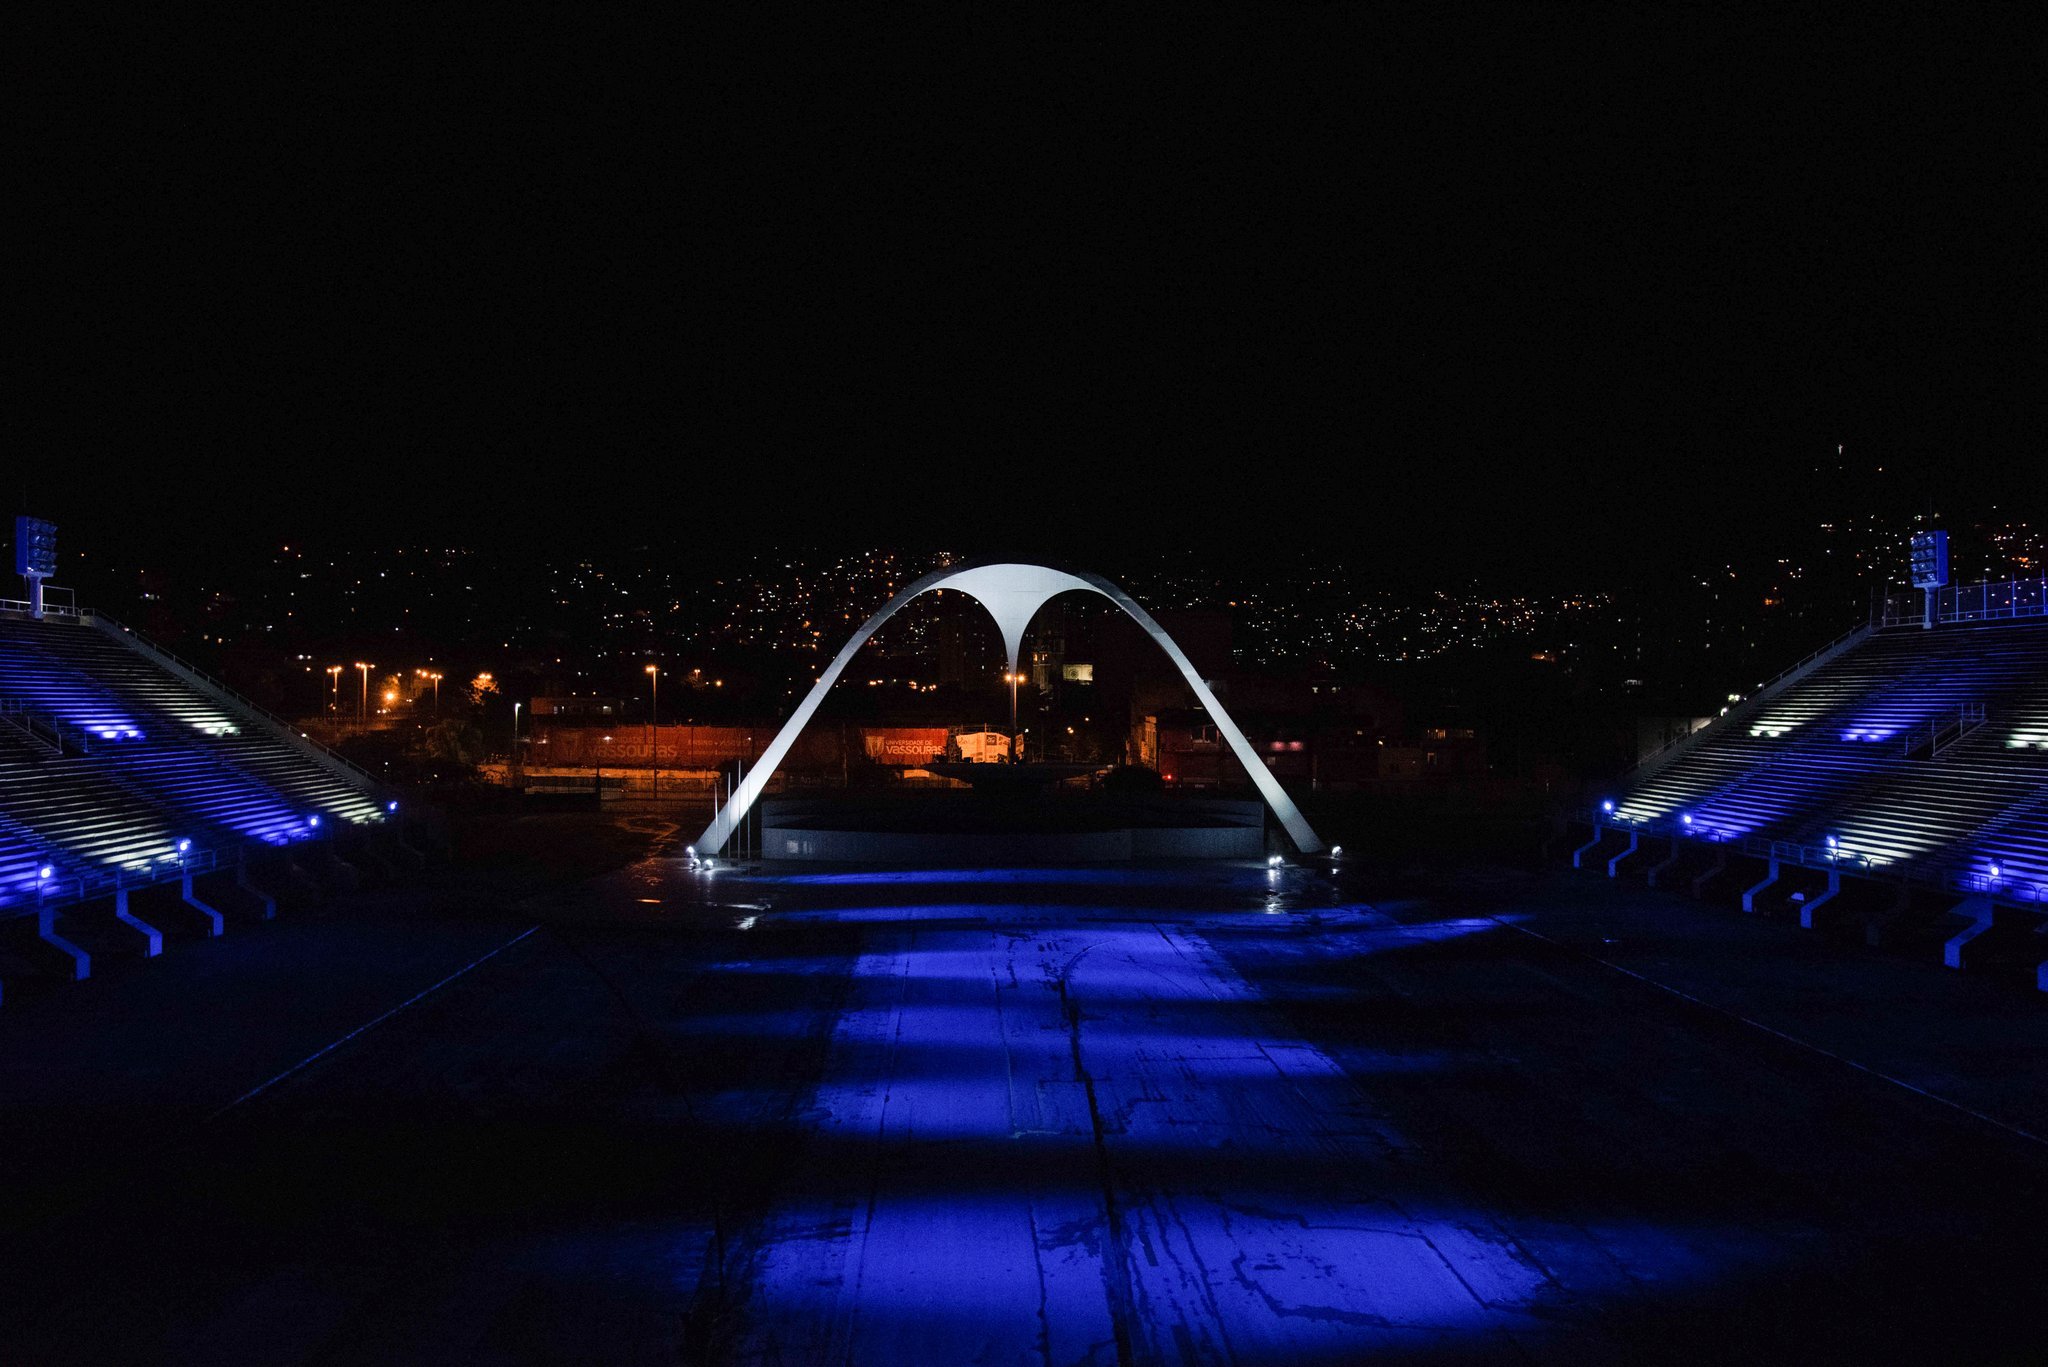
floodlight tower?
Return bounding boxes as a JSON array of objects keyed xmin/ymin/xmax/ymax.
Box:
[
  {"xmin": 1910, "ymin": 530, "xmax": 1948, "ymax": 629},
  {"xmin": 14, "ymin": 517, "xmax": 57, "ymax": 619}
]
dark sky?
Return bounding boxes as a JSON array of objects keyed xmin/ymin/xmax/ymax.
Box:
[{"xmin": 17, "ymin": 5, "xmax": 2039, "ymax": 577}]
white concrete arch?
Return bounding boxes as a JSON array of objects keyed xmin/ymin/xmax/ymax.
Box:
[{"xmin": 692, "ymin": 562, "xmax": 1325, "ymax": 855}]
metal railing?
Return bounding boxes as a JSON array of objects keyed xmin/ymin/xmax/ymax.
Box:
[
  {"xmin": 0, "ymin": 699, "xmax": 85, "ymax": 755},
  {"xmin": 1738, "ymin": 835, "xmax": 1896, "ymax": 875},
  {"xmin": 1629, "ymin": 622, "xmax": 1873, "ymax": 773},
  {"xmin": 1875, "ymin": 576, "xmax": 2048, "ymax": 629},
  {"xmin": 1900, "ymin": 702, "xmax": 1986, "ymax": 758},
  {"xmin": 1568, "ymin": 806, "xmax": 2048, "ymax": 909},
  {"xmin": 16, "ymin": 848, "xmax": 221, "ymax": 913},
  {"xmin": 84, "ymin": 612, "xmax": 386, "ymax": 793},
  {"xmin": 1948, "ymin": 870, "xmax": 2047, "ymax": 903},
  {"xmin": 0, "ymin": 598, "xmax": 82, "ymax": 620}
]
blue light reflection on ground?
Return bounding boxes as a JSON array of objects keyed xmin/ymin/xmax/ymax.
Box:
[{"xmin": 696, "ymin": 862, "xmax": 1726, "ymax": 1363}]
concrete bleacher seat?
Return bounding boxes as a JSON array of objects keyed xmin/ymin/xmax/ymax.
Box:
[
  {"xmin": 1613, "ymin": 618, "xmax": 2048, "ymax": 899},
  {"xmin": 0, "ymin": 612, "xmax": 390, "ymax": 923}
]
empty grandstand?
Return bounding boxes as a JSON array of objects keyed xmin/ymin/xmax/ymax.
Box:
[
  {"xmin": 1, "ymin": 601, "xmax": 401, "ymax": 995},
  {"xmin": 1572, "ymin": 575, "xmax": 2048, "ymax": 983}
]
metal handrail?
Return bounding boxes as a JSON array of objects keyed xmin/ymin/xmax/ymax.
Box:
[
  {"xmin": 1875, "ymin": 575, "xmax": 2048, "ymax": 629},
  {"xmin": 84, "ymin": 612, "xmax": 386, "ymax": 792},
  {"xmin": 1901, "ymin": 702, "xmax": 1988, "ymax": 758},
  {"xmin": 1568, "ymin": 806, "xmax": 2048, "ymax": 904},
  {"xmin": 1631, "ymin": 622, "xmax": 1872, "ymax": 770},
  {"xmin": 1949, "ymin": 871, "xmax": 2047, "ymax": 903},
  {"xmin": 1751, "ymin": 622, "xmax": 1874, "ymax": 701},
  {"xmin": 19, "ymin": 848, "xmax": 221, "ymax": 912},
  {"xmin": 0, "ymin": 700, "xmax": 82, "ymax": 755},
  {"xmin": 0, "ymin": 600, "xmax": 82, "ymax": 619}
]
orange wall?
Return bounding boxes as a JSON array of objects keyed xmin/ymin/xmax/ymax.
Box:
[{"xmin": 529, "ymin": 723, "xmax": 948, "ymax": 770}]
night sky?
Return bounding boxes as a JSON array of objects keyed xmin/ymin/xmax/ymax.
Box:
[{"xmin": 18, "ymin": 6, "xmax": 2038, "ymax": 576}]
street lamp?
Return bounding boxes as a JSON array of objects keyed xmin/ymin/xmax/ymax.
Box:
[
  {"xmin": 645, "ymin": 663, "xmax": 660, "ymax": 799},
  {"xmin": 354, "ymin": 663, "xmax": 374, "ymax": 728},
  {"xmin": 326, "ymin": 665, "xmax": 342, "ymax": 715},
  {"xmin": 1008, "ymin": 669, "xmax": 1021, "ymax": 762}
]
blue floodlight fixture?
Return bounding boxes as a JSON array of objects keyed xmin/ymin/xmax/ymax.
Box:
[
  {"xmin": 1680, "ymin": 812, "xmax": 1694, "ymax": 825},
  {"xmin": 1989, "ymin": 862, "xmax": 2002, "ymax": 880},
  {"xmin": 14, "ymin": 515, "xmax": 58, "ymax": 617},
  {"xmin": 1601, "ymin": 799, "xmax": 1616, "ymax": 814},
  {"xmin": 1909, "ymin": 530, "xmax": 1950, "ymax": 589},
  {"xmin": 38, "ymin": 865, "xmax": 54, "ymax": 880},
  {"xmin": 14, "ymin": 515, "xmax": 57, "ymax": 577},
  {"xmin": 308, "ymin": 814, "xmax": 321, "ymax": 828}
]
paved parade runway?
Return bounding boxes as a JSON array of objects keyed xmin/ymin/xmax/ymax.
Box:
[
  {"xmin": 8, "ymin": 847, "xmax": 2048, "ymax": 1364},
  {"xmin": 725, "ymin": 873, "xmax": 1557, "ymax": 1364}
]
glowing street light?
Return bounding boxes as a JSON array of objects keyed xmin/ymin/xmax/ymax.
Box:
[
  {"xmin": 326, "ymin": 664, "xmax": 342, "ymax": 714},
  {"xmin": 1006, "ymin": 669, "xmax": 1022, "ymax": 761},
  {"xmin": 354, "ymin": 663, "xmax": 374, "ymax": 728},
  {"xmin": 645, "ymin": 663, "xmax": 660, "ymax": 799}
]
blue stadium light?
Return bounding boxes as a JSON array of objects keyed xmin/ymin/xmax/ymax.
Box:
[
  {"xmin": 387, "ymin": 800, "xmax": 399, "ymax": 812},
  {"xmin": 1601, "ymin": 799, "xmax": 1615, "ymax": 813},
  {"xmin": 1989, "ymin": 862, "xmax": 2002, "ymax": 880},
  {"xmin": 176, "ymin": 838, "xmax": 191, "ymax": 853},
  {"xmin": 38, "ymin": 865, "xmax": 53, "ymax": 881},
  {"xmin": 1680, "ymin": 812, "xmax": 1693, "ymax": 825},
  {"xmin": 308, "ymin": 814, "xmax": 321, "ymax": 828}
]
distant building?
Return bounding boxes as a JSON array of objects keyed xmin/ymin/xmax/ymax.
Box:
[
  {"xmin": 531, "ymin": 694, "xmax": 621, "ymax": 718},
  {"xmin": 952, "ymin": 729, "xmax": 1010, "ymax": 763}
]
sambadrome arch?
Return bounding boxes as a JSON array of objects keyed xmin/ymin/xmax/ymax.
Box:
[{"xmin": 692, "ymin": 563, "xmax": 1326, "ymax": 855}]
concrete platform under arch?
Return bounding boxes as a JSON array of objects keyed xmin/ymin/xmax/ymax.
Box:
[{"xmin": 755, "ymin": 791, "xmax": 1267, "ymax": 862}]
